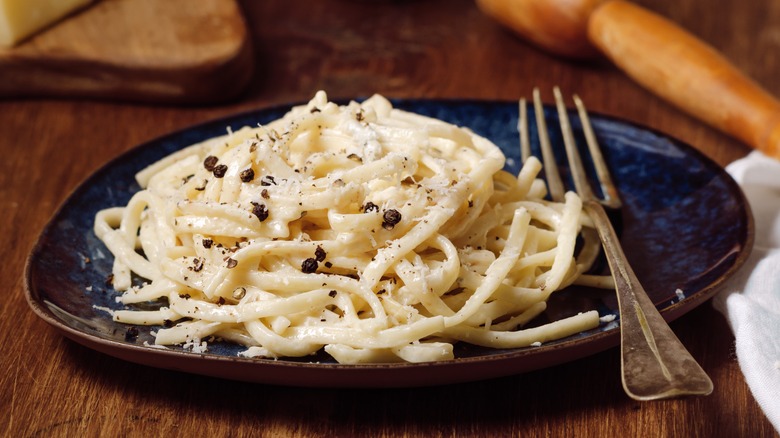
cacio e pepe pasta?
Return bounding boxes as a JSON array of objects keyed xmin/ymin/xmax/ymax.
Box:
[{"xmin": 94, "ymin": 91, "xmax": 611, "ymax": 364}]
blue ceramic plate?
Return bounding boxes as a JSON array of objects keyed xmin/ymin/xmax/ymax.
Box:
[{"xmin": 25, "ymin": 100, "xmax": 753, "ymax": 387}]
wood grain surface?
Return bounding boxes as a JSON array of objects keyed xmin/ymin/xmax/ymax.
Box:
[{"xmin": 2, "ymin": 0, "xmax": 778, "ymax": 436}]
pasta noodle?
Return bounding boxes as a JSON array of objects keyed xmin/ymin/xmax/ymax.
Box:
[{"xmin": 94, "ymin": 91, "xmax": 611, "ymax": 364}]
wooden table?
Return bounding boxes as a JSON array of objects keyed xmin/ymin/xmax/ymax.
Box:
[{"xmin": 2, "ymin": 0, "xmax": 778, "ymax": 436}]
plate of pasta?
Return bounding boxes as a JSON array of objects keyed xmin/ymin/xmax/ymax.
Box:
[{"xmin": 25, "ymin": 92, "xmax": 752, "ymax": 387}]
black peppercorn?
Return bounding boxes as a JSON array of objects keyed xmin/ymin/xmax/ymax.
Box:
[
  {"xmin": 240, "ymin": 168, "xmax": 255, "ymax": 182},
  {"xmin": 301, "ymin": 257, "xmax": 318, "ymax": 273},
  {"xmin": 213, "ymin": 164, "xmax": 228, "ymax": 178},
  {"xmin": 251, "ymin": 202, "xmax": 269, "ymax": 222},
  {"xmin": 203, "ymin": 155, "xmax": 219, "ymax": 171},
  {"xmin": 382, "ymin": 209, "xmax": 402, "ymax": 230}
]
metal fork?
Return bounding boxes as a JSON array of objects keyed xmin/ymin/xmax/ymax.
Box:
[{"xmin": 519, "ymin": 87, "xmax": 713, "ymax": 401}]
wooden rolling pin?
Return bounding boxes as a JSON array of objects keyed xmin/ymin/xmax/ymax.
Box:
[{"xmin": 477, "ymin": 0, "xmax": 780, "ymax": 159}]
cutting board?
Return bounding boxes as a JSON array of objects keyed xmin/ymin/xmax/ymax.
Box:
[{"xmin": 0, "ymin": 0, "xmax": 254, "ymax": 104}]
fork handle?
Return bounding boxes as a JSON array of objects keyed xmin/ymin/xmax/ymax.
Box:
[
  {"xmin": 588, "ymin": 0, "xmax": 780, "ymax": 159},
  {"xmin": 585, "ymin": 201, "xmax": 714, "ymax": 400}
]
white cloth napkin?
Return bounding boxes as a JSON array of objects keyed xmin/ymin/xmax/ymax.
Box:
[{"xmin": 713, "ymin": 151, "xmax": 780, "ymax": 432}]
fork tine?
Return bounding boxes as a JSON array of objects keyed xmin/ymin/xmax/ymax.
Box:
[
  {"xmin": 554, "ymin": 87, "xmax": 595, "ymax": 202},
  {"xmin": 532, "ymin": 88, "xmax": 566, "ymax": 202},
  {"xmin": 553, "ymin": 88, "xmax": 623, "ymax": 209},
  {"xmin": 573, "ymin": 95, "xmax": 622, "ymax": 209}
]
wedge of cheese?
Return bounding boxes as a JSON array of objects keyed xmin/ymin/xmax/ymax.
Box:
[{"xmin": 0, "ymin": 0, "xmax": 94, "ymax": 47}]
